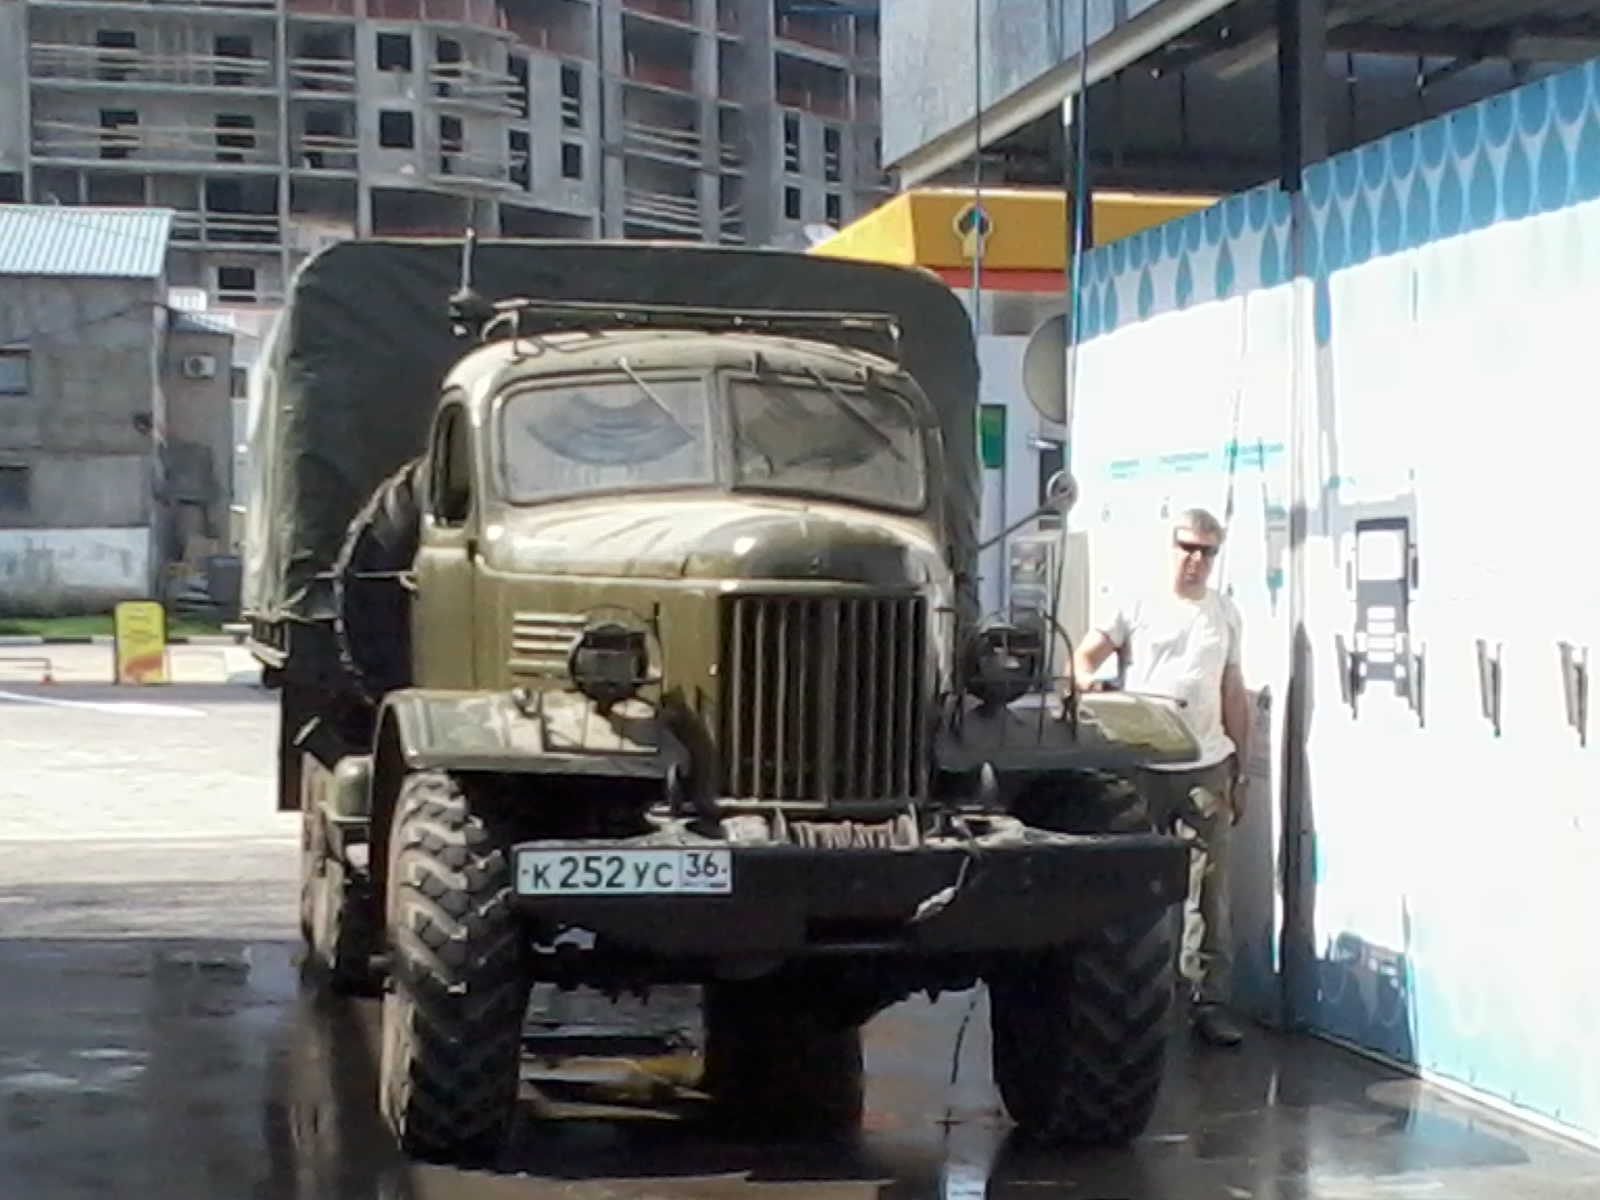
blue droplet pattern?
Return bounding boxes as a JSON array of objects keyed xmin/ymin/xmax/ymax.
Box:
[
  {"xmin": 1068, "ymin": 51, "xmax": 1600, "ymax": 1148},
  {"xmin": 1078, "ymin": 57, "xmax": 1600, "ymax": 348}
]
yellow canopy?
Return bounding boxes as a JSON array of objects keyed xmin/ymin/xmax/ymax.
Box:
[{"xmin": 809, "ymin": 187, "xmax": 1217, "ymax": 289}]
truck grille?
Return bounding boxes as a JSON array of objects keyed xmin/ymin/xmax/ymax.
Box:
[
  {"xmin": 508, "ymin": 611, "xmax": 585, "ymax": 677},
  {"xmin": 719, "ymin": 594, "xmax": 928, "ymax": 805}
]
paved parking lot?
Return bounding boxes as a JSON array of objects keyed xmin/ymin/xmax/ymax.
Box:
[
  {"xmin": 0, "ymin": 684, "xmax": 297, "ymax": 940},
  {"xmin": 0, "ymin": 643, "xmax": 262, "ymax": 687},
  {"xmin": 0, "ymin": 686, "xmax": 290, "ymax": 845}
]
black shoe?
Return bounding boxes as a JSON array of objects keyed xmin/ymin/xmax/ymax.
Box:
[{"xmin": 1192, "ymin": 1004, "xmax": 1245, "ymax": 1048}]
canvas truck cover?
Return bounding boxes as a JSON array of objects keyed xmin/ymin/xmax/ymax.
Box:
[{"xmin": 242, "ymin": 238, "xmax": 982, "ymax": 630}]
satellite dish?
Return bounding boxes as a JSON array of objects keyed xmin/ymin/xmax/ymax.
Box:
[{"xmin": 1021, "ymin": 311, "xmax": 1071, "ymax": 425}]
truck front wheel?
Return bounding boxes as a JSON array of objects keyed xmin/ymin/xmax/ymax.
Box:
[
  {"xmin": 378, "ymin": 770, "xmax": 528, "ymax": 1167},
  {"xmin": 986, "ymin": 907, "xmax": 1175, "ymax": 1147}
]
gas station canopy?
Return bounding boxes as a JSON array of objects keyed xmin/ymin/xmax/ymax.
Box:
[{"xmin": 808, "ymin": 187, "xmax": 1216, "ymax": 291}]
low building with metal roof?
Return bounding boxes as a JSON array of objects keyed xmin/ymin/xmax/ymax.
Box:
[
  {"xmin": 0, "ymin": 205, "xmax": 175, "ymax": 281},
  {"xmin": 0, "ymin": 203, "xmax": 238, "ymax": 615}
]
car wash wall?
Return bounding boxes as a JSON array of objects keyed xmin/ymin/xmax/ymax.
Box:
[{"xmin": 1072, "ymin": 54, "xmax": 1600, "ymax": 1145}]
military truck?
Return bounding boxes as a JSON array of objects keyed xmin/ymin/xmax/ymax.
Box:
[{"xmin": 241, "ymin": 237, "xmax": 1199, "ymax": 1167}]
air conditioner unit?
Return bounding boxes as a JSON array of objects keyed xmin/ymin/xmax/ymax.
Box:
[{"xmin": 181, "ymin": 354, "xmax": 218, "ymax": 379}]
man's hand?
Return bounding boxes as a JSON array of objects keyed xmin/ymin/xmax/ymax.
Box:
[{"xmin": 1229, "ymin": 775, "xmax": 1249, "ymax": 826}]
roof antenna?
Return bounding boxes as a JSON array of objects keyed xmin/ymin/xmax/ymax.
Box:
[{"xmin": 447, "ymin": 225, "xmax": 494, "ymax": 341}]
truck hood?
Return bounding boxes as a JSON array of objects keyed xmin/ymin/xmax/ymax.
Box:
[{"xmin": 481, "ymin": 496, "xmax": 945, "ymax": 586}]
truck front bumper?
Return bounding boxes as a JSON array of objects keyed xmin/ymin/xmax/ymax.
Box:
[{"xmin": 508, "ymin": 827, "xmax": 1190, "ymax": 959}]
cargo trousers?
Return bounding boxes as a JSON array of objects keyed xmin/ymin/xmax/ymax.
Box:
[{"xmin": 1136, "ymin": 758, "xmax": 1237, "ymax": 1008}]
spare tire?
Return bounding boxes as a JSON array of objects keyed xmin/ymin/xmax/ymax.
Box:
[{"xmin": 332, "ymin": 457, "xmax": 424, "ymax": 705}]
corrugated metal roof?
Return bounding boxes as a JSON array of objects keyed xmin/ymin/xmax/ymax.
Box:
[
  {"xmin": 0, "ymin": 205, "xmax": 175, "ymax": 279},
  {"xmin": 172, "ymin": 311, "xmax": 237, "ymax": 335}
]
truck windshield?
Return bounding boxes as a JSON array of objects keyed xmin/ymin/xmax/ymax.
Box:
[
  {"xmin": 727, "ymin": 375, "xmax": 927, "ymax": 513},
  {"xmin": 499, "ymin": 375, "xmax": 717, "ymax": 502}
]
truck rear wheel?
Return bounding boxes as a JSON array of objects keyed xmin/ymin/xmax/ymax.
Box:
[
  {"xmin": 701, "ymin": 978, "xmax": 865, "ymax": 1134},
  {"xmin": 378, "ymin": 771, "xmax": 528, "ymax": 1166},
  {"xmin": 987, "ymin": 908, "xmax": 1175, "ymax": 1146},
  {"xmin": 300, "ymin": 808, "xmax": 381, "ymax": 996}
]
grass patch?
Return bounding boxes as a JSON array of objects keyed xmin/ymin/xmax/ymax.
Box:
[{"xmin": 0, "ymin": 613, "xmax": 230, "ymax": 640}]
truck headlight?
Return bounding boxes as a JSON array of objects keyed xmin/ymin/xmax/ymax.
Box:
[
  {"xmin": 963, "ymin": 619, "xmax": 1046, "ymax": 709},
  {"xmin": 568, "ymin": 623, "xmax": 651, "ymax": 711}
]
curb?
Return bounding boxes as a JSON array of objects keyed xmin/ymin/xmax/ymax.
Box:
[{"xmin": 0, "ymin": 635, "xmax": 246, "ymax": 647}]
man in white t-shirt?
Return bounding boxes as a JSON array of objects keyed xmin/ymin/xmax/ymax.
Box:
[{"xmin": 1071, "ymin": 507, "xmax": 1251, "ymax": 1048}]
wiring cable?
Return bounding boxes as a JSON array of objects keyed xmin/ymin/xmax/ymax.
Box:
[
  {"xmin": 942, "ymin": 0, "xmax": 1101, "ymax": 1134},
  {"xmin": 943, "ymin": 0, "xmax": 988, "ymax": 1134},
  {"xmin": 1, "ymin": 301, "xmax": 163, "ymax": 349},
  {"xmin": 0, "ymin": 299, "xmax": 243, "ymax": 350},
  {"xmin": 1061, "ymin": 0, "xmax": 1092, "ymax": 490}
]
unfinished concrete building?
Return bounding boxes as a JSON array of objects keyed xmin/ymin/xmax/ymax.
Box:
[{"xmin": 0, "ymin": 0, "xmax": 889, "ymax": 307}]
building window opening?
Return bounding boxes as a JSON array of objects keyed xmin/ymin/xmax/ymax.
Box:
[
  {"xmin": 213, "ymin": 34, "xmax": 252, "ymax": 87},
  {"xmin": 215, "ymin": 114, "xmax": 257, "ymax": 164},
  {"xmin": 433, "ymin": 36, "xmax": 461, "ymax": 97},
  {"xmin": 510, "ymin": 55, "xmax": 530, "ymax": 118},
  {"xmin": 99, "ymin": 109, "xmax": 138, "ymax": 160},
  {"xmin": 379, "ymin": 110, "xmax": 415, "ymax": 149},
  {"xmin": 438, "ymin": 115, "xmax": 463, "ymax": 175},
  {"xmin": 0, "ymin": 464, "xmax": 30, "ymax": 514},
  {"xmin": 376, "ymin": 31, "xmax": 413, "ymax": 72},
  {"xmin": 94, "ymin": 30, "xmax": 137, "ymax": 82},
  {"xmin": 782, "ymin": 111, "xmax": 800, "ymax": 174},
  {"xmin": 560, "ymin": 64, "xmax": 583, "ymax": 129},
  {"xmin": 0, "ymin": 351, "xmax": 30, "ymax": 396},
  {"xmin": 509, "ymin": 130, "xmax": 530, "ymax": 189},
  {"xmin": 216, "ymin": 266, "xmax": 258, "ymax": 303}
]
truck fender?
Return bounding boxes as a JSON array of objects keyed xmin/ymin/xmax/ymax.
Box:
[
  {"xmin": 303, "ymin": 752, "xmax": 374, "ymax": 823},
  {"xmin": 1074, "ymin": 691, "xmax": 1201, "ymax": 766},
  {"xmin": 936, "ymin": 690, "xmax": 1201, "ymax": 776},
  {"xmin": 374, "ymin": 688, "xmax": 682, "ymax": 780}
]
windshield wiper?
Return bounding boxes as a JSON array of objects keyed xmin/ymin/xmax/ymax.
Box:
[{"xmin": 616, "ymin": 356, "xmax": 692, "ymax": 439}]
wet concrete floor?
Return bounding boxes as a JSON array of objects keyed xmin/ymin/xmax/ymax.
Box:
[
  {"xmin": 4, "ymin": 686, "xmax": 1600, "ymax": 1199},
  {"xmin": 3, "ymin": 937, "xmax": 1600, "ymax": 1200}
]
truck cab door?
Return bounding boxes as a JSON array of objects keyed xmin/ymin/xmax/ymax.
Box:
[{"xmin": 412, "ymin": 400, "xmax": 478, "ymax": 689}]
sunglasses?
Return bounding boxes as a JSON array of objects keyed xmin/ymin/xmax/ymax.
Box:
[{"xmin": 1174, "ymin": 539, "xmax": 1219, "ymax": 559}]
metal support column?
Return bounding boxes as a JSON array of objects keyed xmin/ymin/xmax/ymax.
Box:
[
  {"xmin": 1276, "ymin": 0, "xmax": 1327, "ymax": 1034},
  {"xmin": 1276, "ymin": 0, "xmax": 1328, "ymax": 192}
]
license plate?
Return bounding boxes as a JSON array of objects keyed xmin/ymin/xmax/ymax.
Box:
[{"xmin": 515, "ymin": 847, "xmax": 733, "ymax": 897}]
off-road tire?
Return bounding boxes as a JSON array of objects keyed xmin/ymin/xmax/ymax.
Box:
[
  {"xmin": 378, "ymin": 771, "xmax": 527, "ymax": 1167},
  {"xmin": 987, "ymin": 768, "xmax": 1176, "ymax": 1146},
  {"xmin": 332, "ymin": 457, "xmax": 423, "ymax": 705},
  {"xmin": 300, "ymin": 809, "xmax": 381, "ymax": 996},
  {"xmin": 987, "ymin": 908, "xmax": 1175, "ymax": 1146},
  {"xmin": 701, "ymin": 978, "xmax": 865, "ymax": 1134}
]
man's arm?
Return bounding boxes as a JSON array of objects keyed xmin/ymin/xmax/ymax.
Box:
[
  {"xmin": 1220, "ymin": 604, "xmax": 1250, "ymax": 821},
  {"xmin": 1071, "ymin": 596, "xmax": 1129, "ymax": 691},
  {"xmin": 1221, "ymin": 662, "xmax": 1250, "ymax": 768},
  {"xmin": 1072, "ymin": 628, "xmax": 1119, "ymax": 689}
]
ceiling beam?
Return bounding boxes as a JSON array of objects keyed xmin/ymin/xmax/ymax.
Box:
[{"xmin": 1149, "ymin": 13, "xmax": 1600, "ymax": 76}]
